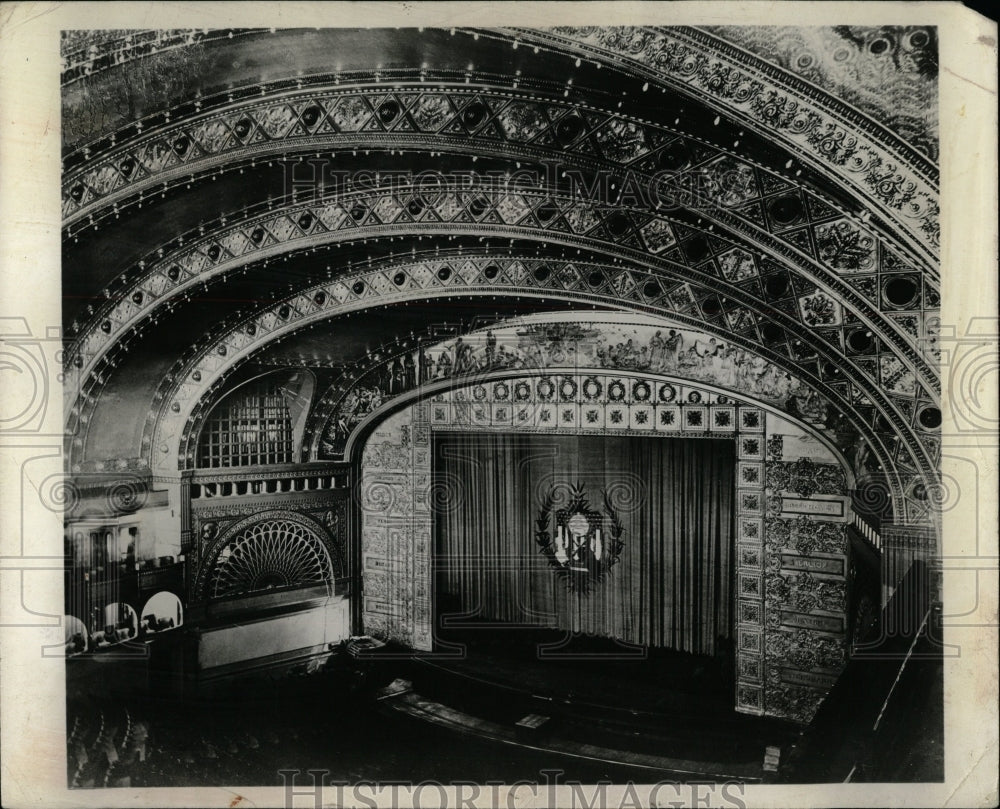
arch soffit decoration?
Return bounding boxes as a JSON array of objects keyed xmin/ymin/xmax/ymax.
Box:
[
  {"xmin": 334, "ymin": 316, "xmax": 853, "ymax": 473},
  {"xmin": 311, "ymin": 314, "xmax": 855, "ymax": 457},
  {"xmin": 347, "ymin": 367, "xmax": 857, "ymax": 495}
]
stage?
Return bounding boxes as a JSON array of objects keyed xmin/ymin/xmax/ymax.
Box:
[{"xmin": 377, "ymin": 626, "xmax": 800, "ymax": 781}]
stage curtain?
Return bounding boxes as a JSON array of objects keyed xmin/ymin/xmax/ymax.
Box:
[{"xmin": 433, "ymin": 432, "xmax": 734, "ymax": 655}]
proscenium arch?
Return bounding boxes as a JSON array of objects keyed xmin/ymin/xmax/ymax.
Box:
[
  {"xmin": 342, "ymin": 367, "xmax": 858, "ymax": 495},
  {"xmin": 318, "ymin": 310, "xmax": 849, "ymax": 458}
]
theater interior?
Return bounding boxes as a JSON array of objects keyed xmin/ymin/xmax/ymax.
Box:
[{"xmin": 59, "ymin": 25, "xmax": 945, "ymax": 787}]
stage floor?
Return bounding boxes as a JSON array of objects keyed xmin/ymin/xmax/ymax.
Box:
[
  {"xmin": 401, "ymin": 625, "xmax": 800, "ymax": 776},
  {"xmin": 378, "ymin": 681, "xmax": 770, "ymax": 781}
]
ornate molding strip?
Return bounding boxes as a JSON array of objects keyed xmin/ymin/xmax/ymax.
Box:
[
  {"xmin": 698, "ymin": 25, "xmax": 939, "ymax": 162},
  {"xmin": 62, "ymin": 257, "xmax": 932, "ymax": 517},
  {"xmin": 673, "ymin": 26, "xmax": 937, "ymax": 180},
  {"xmin": 735, "ymin": 407, "xmax": 767, "ymax": 716},
  {"xmin": 415, "ymin": 373, "xmax": 753, "ymax": 438},
  {"xmin": 118, "ymin": 268, "xmax": 927, "ymax": 521},
  {"xmin": 762, "ymin": 449, "xmax": 851, "ymax": 723},
  {"xmin": 310, "ymin": 319, "xmax": 839, "ymax": 461}
]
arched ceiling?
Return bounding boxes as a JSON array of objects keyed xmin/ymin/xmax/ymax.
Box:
[{"xmin": 60, "ymin": 26, "xmax": 941, "ymax": 523}]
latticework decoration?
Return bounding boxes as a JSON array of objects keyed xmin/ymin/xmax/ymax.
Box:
[{"xmin": 206, "ymin": 519, "xmax": 333, "ymax": 599}]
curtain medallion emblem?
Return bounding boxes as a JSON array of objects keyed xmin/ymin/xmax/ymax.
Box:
[{"xmin": 535, "ymin": 483, "xmax": 625, "ymax": 594}]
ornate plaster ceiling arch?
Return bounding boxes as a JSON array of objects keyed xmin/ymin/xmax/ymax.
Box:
[
  {"xmin": 115, "ymin": 260, "xmax": 936, "ymax": 520},
  {"xmin": 65, "ymin": 184, "xmax": 939, "ymax": 440},
  {"xmin": 66, "ymin": 242, "xmax": 927, "ymax": 473},
  {"xmin": 64, "ymin": 182, "xmax": 937, "ymax": 416},
  {"xmin": 62, "ymin": 74, "xmax": 934, "ymax": 285}
]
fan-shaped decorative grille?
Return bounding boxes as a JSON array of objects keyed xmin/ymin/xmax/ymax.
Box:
[{"xmin": 207, "ymin": 519, "xmax": 333, "ymax": 599}]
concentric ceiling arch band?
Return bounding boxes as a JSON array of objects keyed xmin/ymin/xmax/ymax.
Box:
[
  {"xmin": 130, "ymin": 267, "xmax": 932, "ymax": 487},
  {"xmin": 63, "ymin": 179, "xmax": 940, "ymax": 399},
  {"xmin": 487, "ymin": 26, "xmax": 939, "ymax": 260},
  {"xmin": 172, "ymin": 303, "xmax": 900, "ymax": 476},
  {"xmin": 154, "ymin": 306, "xmax": 917, "ymax": 517},
  {"xmin": 63, "ymin": 186, "xmax": 938, "ymax": 430},
  {"xmin": 60, "ymin": 72, "xmax": 936, "ymax": 283},
  {"xmin": 66, "ymin": 191, "xmax": 940, "ymax": 474},
  {"xmin": 68, "ymin": 231, "xmax": 938, "ymax": 430}
]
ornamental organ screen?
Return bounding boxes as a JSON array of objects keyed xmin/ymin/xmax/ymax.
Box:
[
  {"xmin": 197, "ymin": 378, "xmax": 293, "ymax": 468},
  {"xmin": 205, "ymin": 518, "xmax": 333, "ymax": 599}
]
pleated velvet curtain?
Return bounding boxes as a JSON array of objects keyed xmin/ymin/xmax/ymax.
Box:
[{"xmin": 433, "ymin": 432, "xmax": 734, "ymax": 656}]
